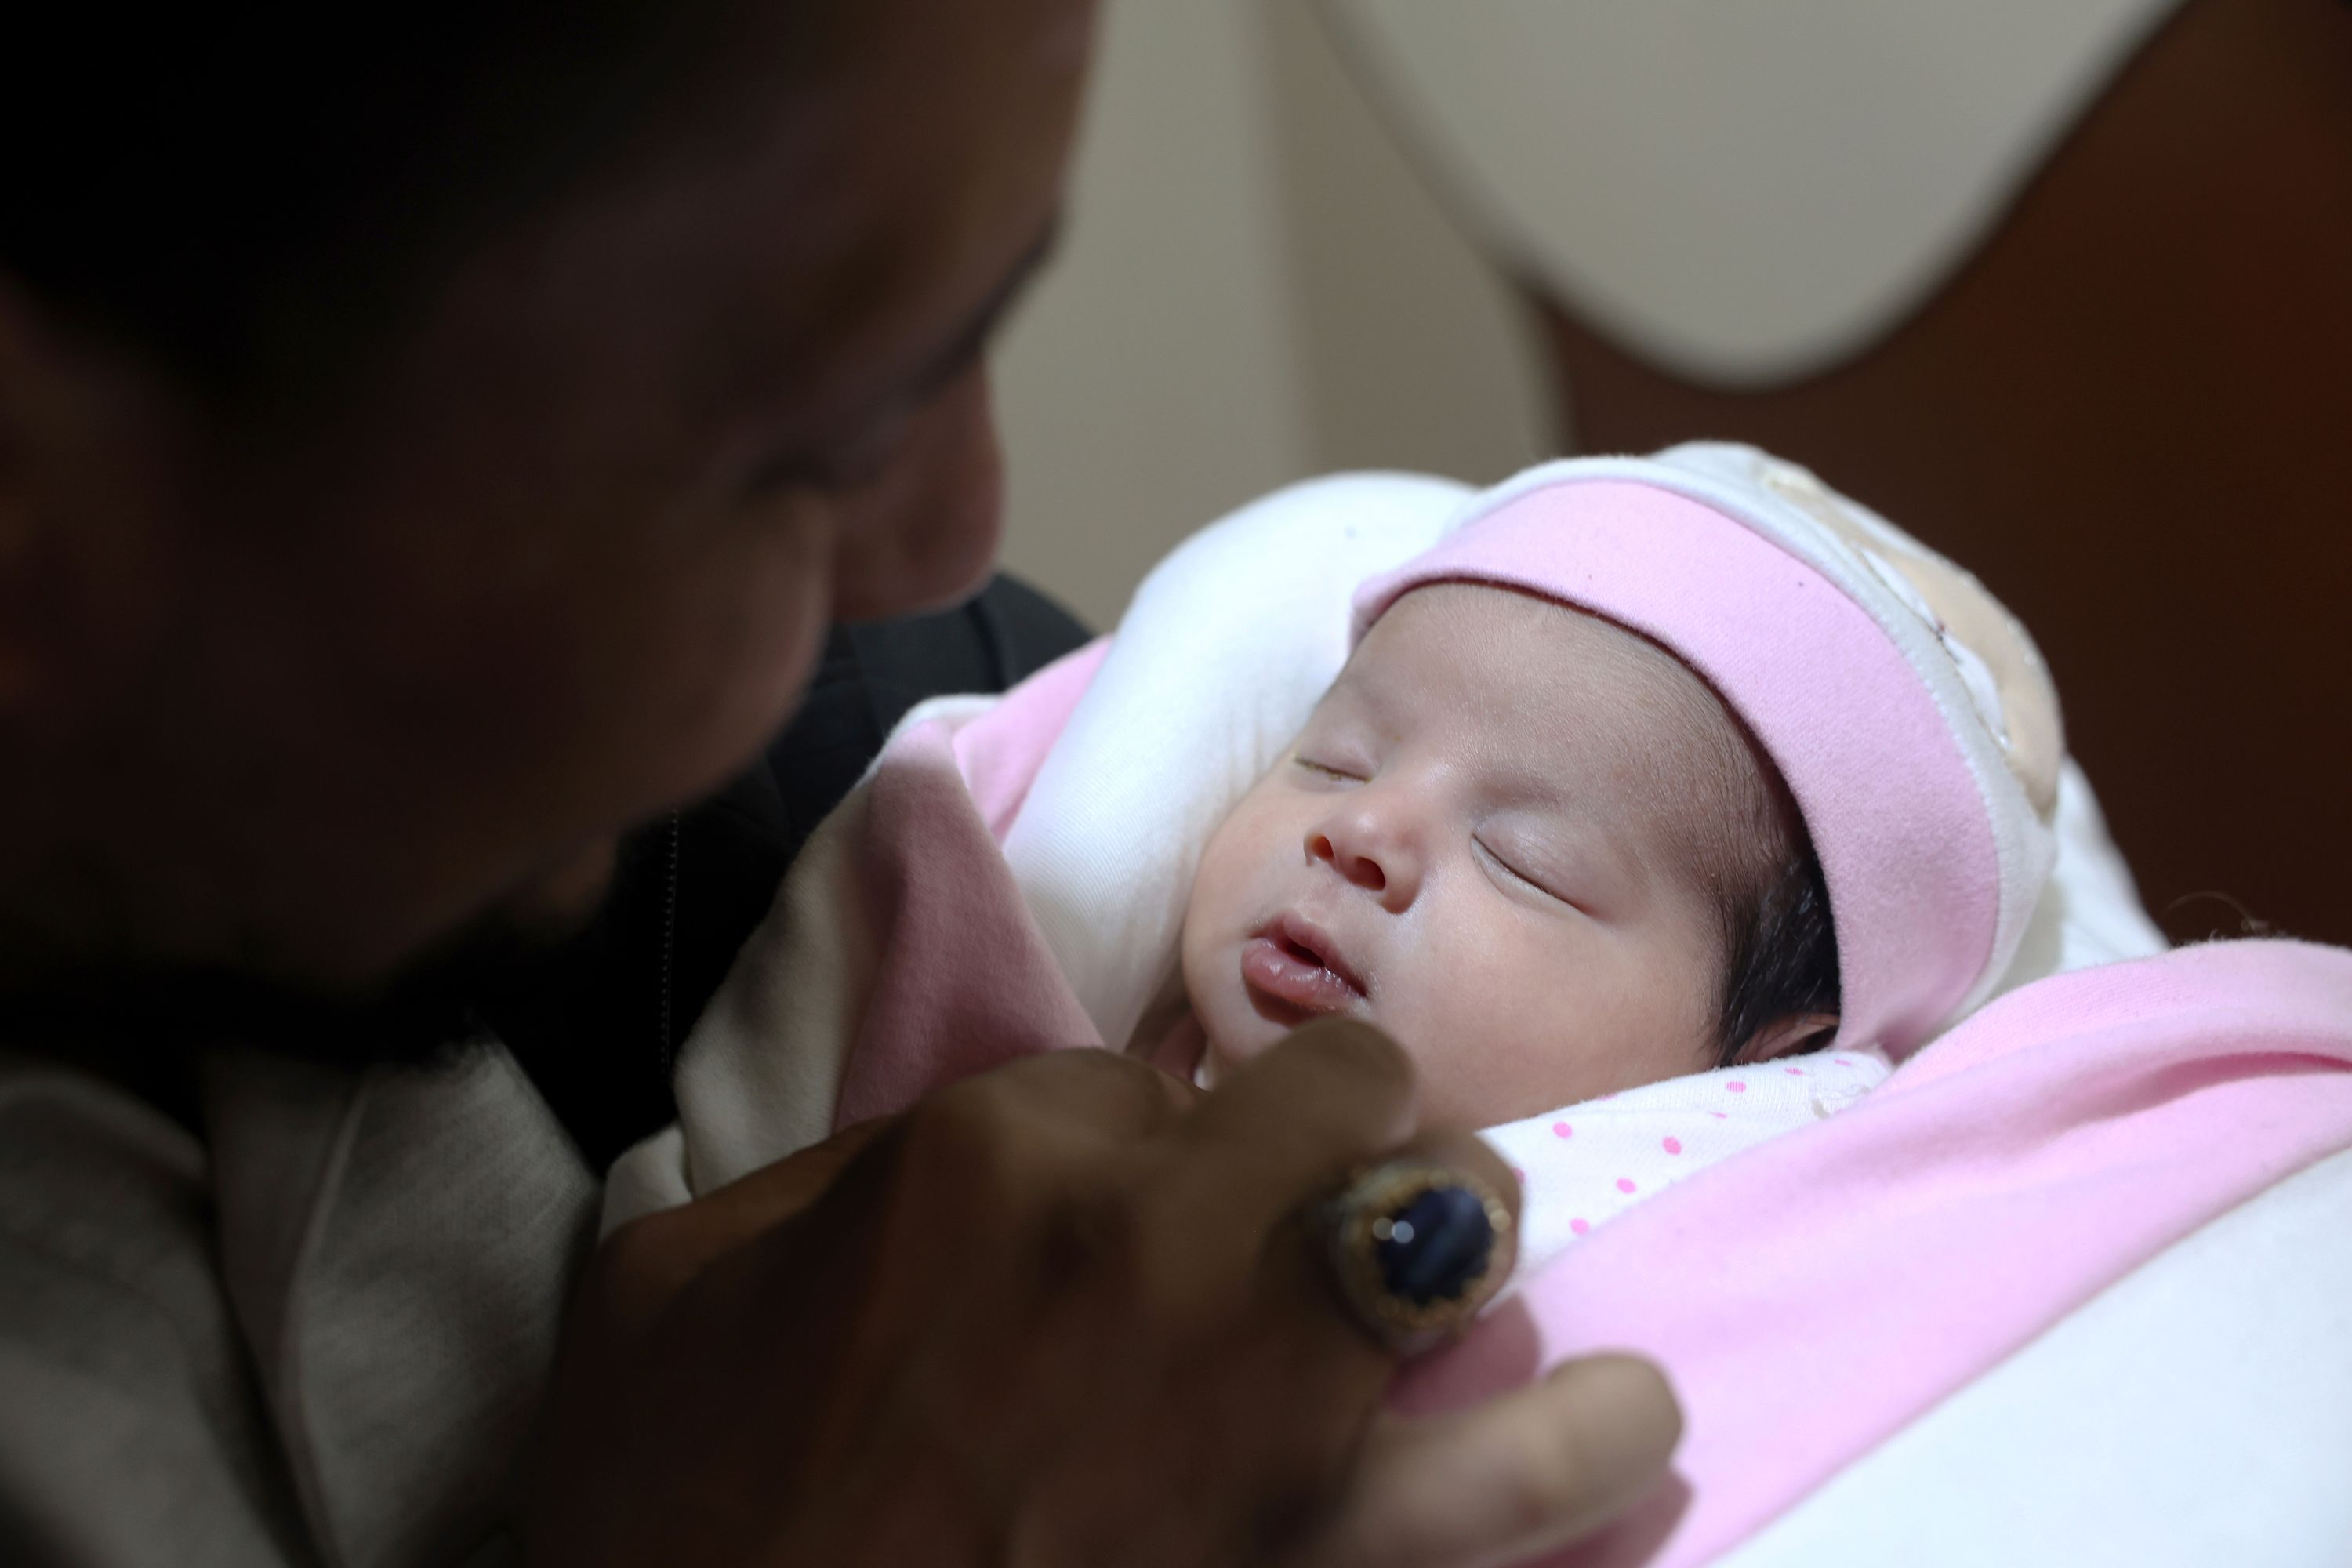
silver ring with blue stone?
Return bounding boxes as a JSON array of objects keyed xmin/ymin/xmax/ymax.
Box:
[{"xmin": 1323, "ymin": 1162, "xmax": 1513, "ymax": 1352}]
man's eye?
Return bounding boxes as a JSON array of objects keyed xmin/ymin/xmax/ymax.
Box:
[{"xmin": 744, "ymin": 411, "xmax": 913, "ymax": 499}]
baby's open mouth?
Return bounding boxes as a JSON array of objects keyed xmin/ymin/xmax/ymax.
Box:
[{"xmin": 1241, "ymin": 914, "xmax": 1367, "ymax": 1017}]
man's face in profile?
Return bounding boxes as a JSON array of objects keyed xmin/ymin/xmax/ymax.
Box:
[{"xmin": 8, "ymin": 0, "xmax": 1094, "ymax": 1014}]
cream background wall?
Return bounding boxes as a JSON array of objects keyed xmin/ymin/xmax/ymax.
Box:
[{"xmin": 990, "ymin": 0, "xmax": 1555, "ymax": 632}]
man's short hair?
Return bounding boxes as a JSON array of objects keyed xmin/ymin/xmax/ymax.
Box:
[{"xmin": 3, "ymin": 5, "xmax": 738, "ymax": 406}]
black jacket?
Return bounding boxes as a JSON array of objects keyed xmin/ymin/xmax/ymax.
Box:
[{"xmin": 484, "ymin": 575, "xmax": 1091, "ymax": 1171}]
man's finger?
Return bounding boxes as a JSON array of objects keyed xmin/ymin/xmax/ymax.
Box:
[
  {"xmin": 1298, "ymin": 1354, "xmax": 1682, "ymax": 1568},
  {"xmin": 593, "ymin": 1113, "xmax": 905, "ymax": 1334},
  {"xmin": 697, "ymin": 1113, "xmax": 901, "ymax": 1235},
  {"xmin": 1163, "ymin": 1020, "xmax": 1421, "ymax": 1243},
  {"xmin": 973, "ymin": 1041, "xmax": 1205, "ymax": 1138}
]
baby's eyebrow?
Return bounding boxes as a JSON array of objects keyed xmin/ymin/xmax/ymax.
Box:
[
  {"xmin": 1309, "ymin": 663, "xmax": 1383, "ymax": 724},
  {"xmin": 1490, "ymin": 757, "xmax": 1659, "ymax": 884}
]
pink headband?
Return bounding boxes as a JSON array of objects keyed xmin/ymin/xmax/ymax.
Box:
[{"xmin": 1352, "ymin": 451, "xmax": 2052, "ymax": 1057}]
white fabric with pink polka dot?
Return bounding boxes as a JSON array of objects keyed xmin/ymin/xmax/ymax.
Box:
[{"xmin": 1483, "ymin": 1050, "xmax": 1892, "ymax": 1290}]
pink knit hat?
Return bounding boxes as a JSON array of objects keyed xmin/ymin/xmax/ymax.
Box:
[{"xmin": 1352, "ymin": 443, "xmax": 2063, "ymax": 1058}]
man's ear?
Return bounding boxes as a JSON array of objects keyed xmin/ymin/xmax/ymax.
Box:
[
  {"xmin": 0, "ymin": 271, "xmax": 187, "ymax": 714},
  {"xmin": 1733, "ymin": 1011, "xmax": 1839, "ymax": 1066},
  {"xmin": 0, "ymin": 276, "xmax": 37, "ymax": 710}
]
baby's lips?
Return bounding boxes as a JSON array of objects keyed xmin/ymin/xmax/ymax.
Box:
[
  {"xmin": 1240, "ymin": 931, "xmax": 1364, "ymax": 1016},
  {"xmin": 1260, "ymin": 910, "xmax": 1369, "ymax": 996}
]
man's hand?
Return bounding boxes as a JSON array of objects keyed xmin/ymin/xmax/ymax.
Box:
[{"xmin": 525, "ymin": 1022, "xmax": 1679, "ymax": 1566}]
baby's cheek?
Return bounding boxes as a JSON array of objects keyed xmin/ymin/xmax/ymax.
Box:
[
  {"xmin": 1176, "ymin": 907, "xmax": 1217, "ymax": 1025},
  {"xmin": 1394, "ymin": 931, "xmax": 1628, "ymax": 1123},
  {"xmin": 1186, "ymin": 808, "xmax": 1257, "ymax": 924},
  {"xmin": 1374, "ymin": 945, "xmax": 1519, "ymax": 1097},
  {"xmin": 1418, "ymin": 931, "xmax": 1539, "ymax": 1022},
  {"xmin": 1176, "ymin": 878, "xmax": 1253, "ymax": 1062}
]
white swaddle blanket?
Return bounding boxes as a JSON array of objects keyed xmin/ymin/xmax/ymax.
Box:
[
  {"xmin": 981, "ymin": 463, "xmax": 2150, "ymax": 1280},
  {"xmin": 612, "ymin": 463, "xmax": 2159, "ymax": 1256},
  {"xmin": 604, "ymin": 465, "xmax": 2352, "ymax": 1568},
  {"xmin": 1488, "ymin": 1052, "xmax": 1885, "ymax": 1287}
]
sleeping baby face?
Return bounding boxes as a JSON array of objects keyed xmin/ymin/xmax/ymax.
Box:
[{"xmin": 1181, "ymin": 583, "xmax": 1781, "ymax": 1128}]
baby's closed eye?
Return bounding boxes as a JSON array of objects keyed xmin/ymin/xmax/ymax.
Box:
[
  {"xmin": 1473, "ymin": 830, "xmax": 1584, "ymax": 909},
  {"xmin": 1293, "ymin": 753, "xmax": 1367, "ymax": 783}
]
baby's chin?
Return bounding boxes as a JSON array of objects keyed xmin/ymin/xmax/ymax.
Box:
[
  {"xmin": 1194, "ymin": 1027, "xmax": 1253, "ymax": 1090},
  {"xmin": 1185, "ymin": 942, "xmax": 1383, "ymax": 1082},
  {"xmin": 1191, "ymin": 1000, "xmax": 1284, "ymax": 1087}
]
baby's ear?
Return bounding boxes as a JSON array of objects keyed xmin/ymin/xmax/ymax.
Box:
[{"xmin": 1734, "ymin": 1012, "xmax": 1839, "ymax": 1066}]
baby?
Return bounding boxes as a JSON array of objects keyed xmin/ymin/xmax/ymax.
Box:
[
  {"xmin": 1122, "ymin": 448, "xmax": 2062, "ymax": 1257},
  {"xmin": 610, "ymin": 444, "xmax": 2066, "ymax": 1268},
  {"xmin": 1177, "ymin": 579, "xmax": 1839, "ymax": 1131}
]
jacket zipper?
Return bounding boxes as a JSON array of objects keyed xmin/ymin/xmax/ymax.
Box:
[{"xmin": 657, "ymin": 810, "xmax": 681, "ymax": 1076}]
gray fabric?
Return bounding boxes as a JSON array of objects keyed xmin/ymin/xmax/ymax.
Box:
[{"xmin": 0, "ymin": 1043, "xmax": 597, "ymax": 1568}]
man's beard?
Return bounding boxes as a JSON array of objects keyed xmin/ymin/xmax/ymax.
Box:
[{"xmin": 0, "ymin": 896, "xmax": 599, "ymax": 1073}]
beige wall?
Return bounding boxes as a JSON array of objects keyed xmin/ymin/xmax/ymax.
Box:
[{"xmin": 991, "ymin": 0, "xmax": 1555, "ymax": 632}]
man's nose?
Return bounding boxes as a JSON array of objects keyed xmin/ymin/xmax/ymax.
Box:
[
  {"xmin": 1307, "ymin": 795, "xmax": 1424, "ymax": 911},
  {"xmin": 830, "ymin": 367, "xmax": 1006, "ymax": 622}
]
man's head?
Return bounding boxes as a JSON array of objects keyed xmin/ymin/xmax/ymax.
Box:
[
  {"xmin": 0, "ymin": 0, "xmax": 1097, "ymax": 1000},
  {"xmin": 1181, "ymin": 585, "xmax": 1838, "ymax": 1129}
]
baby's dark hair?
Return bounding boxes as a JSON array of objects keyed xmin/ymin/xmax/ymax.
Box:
[
  {"xmin": 1712, "ymin": 836, "xmax": 1840, "ymax": 1069},
  {"xmin": 1497, "ymin": 590, "xmax": 1843, "ymax": 1068},
  {"xmin": 1672, "ymin": 689, "xmax": 1842, "ymax": 1069}
]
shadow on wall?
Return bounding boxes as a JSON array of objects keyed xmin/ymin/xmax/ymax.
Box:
[
  {"xmin": 1521, "ymin": 0, "xmax": 2352, "ymax": 946},
  {"xmin": 1257, "ymin": 0, "xmax": 1558, "ymax": 478},
  {"xmin": 998, "ymin": 0, "xmax": 2350, "ymax": 946},
  {"xmin": 992, "ymin": 0, "xmax": 1554, "ymax": 633}
]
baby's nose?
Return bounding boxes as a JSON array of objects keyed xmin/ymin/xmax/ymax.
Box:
[
  {"xmin": 1308, "ymin": 808, "xmax": 1422, "ymax": 909},
  {"xmin": 1309, "ymin": 829, "xmax": 1387, "ymax": 893}
]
